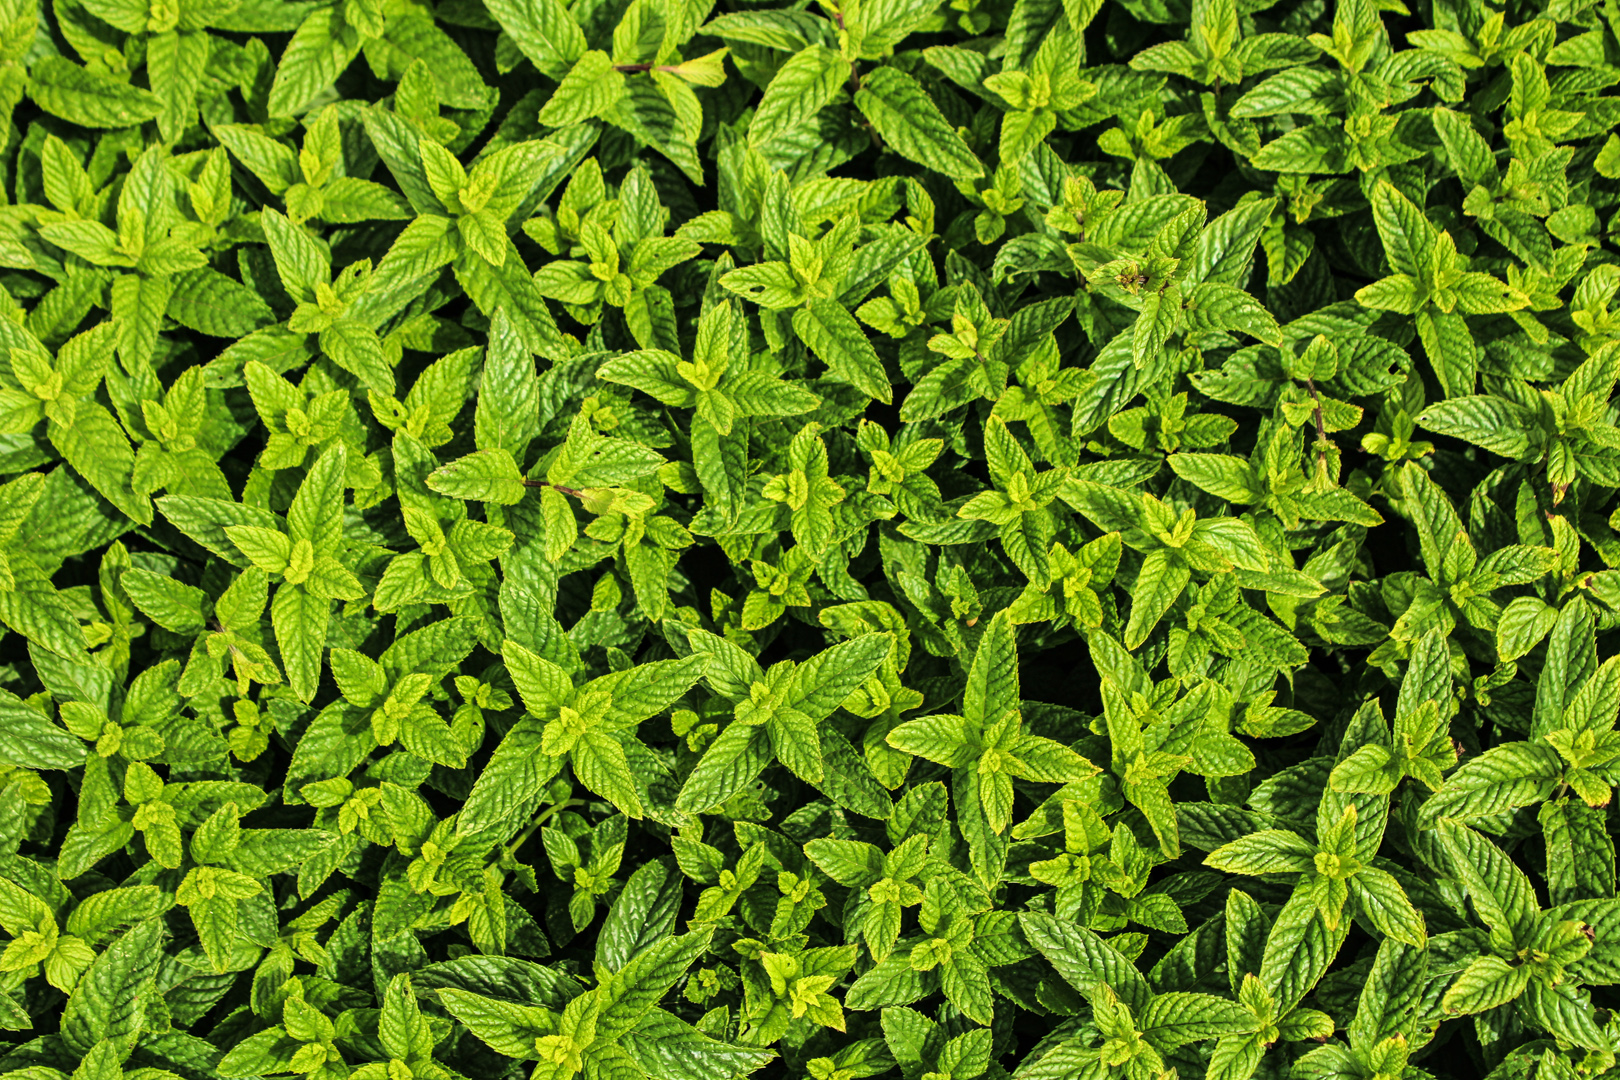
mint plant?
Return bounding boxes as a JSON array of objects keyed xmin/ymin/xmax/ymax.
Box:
[{"xmin": 2, "ymin": 1, "xmax": 1620, "ymax": 1078}]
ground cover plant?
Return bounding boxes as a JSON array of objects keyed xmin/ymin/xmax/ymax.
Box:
[{"xmin": 4, "ymin": 0, "xmax": 1620, "ymax": 1077}]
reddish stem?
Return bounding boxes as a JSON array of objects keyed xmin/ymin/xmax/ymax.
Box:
[{"xmin": 523, "ymin": 479, "xmax": 584, "ymax": 498}]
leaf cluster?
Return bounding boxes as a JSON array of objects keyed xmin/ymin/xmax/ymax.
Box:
[{"xmin": 1, "ymin": 0, "xmax": 1620, "ymax": 1079}]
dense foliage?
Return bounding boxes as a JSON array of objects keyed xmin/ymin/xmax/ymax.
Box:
[{"xmin": 4, "ymin": 0, "xmax": 1620, "ymax": 1078}]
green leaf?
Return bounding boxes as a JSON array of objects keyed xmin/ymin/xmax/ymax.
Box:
[
  {"xmin": 1442, "ymin": 955, "xmax": 1531, "ymax": 1016},
  {"xmin": 51, "ymin": 403, "xmax": 151, "ymax": 527},
  {"xmin": 268, "ymin": 8, "xmax": 360, "ymax": 117},
  {"xmin": 677, "ymin": 721, "xmax": 775, "ymax": 813},
  {"xmin": 1436, "ymin": 820, "xmax": 1543, "ymax": 947},
  {"xmin": 750, "ymin": 46, "xmax": 848, "ymax": 149},
  {"xmin": 0, "ymin": 689, "xmax": 86, "ymax": 768},
  {"xmin": 598, "ymin": 859, "xmax": 683, "ymax": 972},
  {"xmin": 1417, "ymin": 395, "xmax": 1536, "ymax": 459},
  {"xmin": 438, "ymin": 987, "xmax": 554, "ymax": 1057},
  {"xmin": 29, "ymin": 57, "xmax": 163, "ymax": 128},
  {"xmin": 60, "ymin": 918, "xmax": 163, "ymax": 1054},
  {"xmin": 539, "ymin": 51, "xmax": 626, "ymax": 128},
  {"xmin": 1419, "ymin": 742, "xmax": 1563, "ymax": 825},
  {"xmin": 620, "ymin": 1009, "xmax": 777, "ymax": 1080},
  {"xmin": 595, "ymin": 929, "xmax": 712, "ymax": 1038},
  {"xmin": 792, "ymin": 299, "xmax": 892, "ymax": 403},
  {"xmin": 475, "ymin": 309, "xmax": 542, "ymax": 459},
  {"xmin": 1019, "ymin": 912, "xmax": 1152, "ymax": 1012},
  {"xmin": 429, "ymin": 450, "xmax": 529, "ymax": 505},
  {"xmin": 1204, "ymin": 829, "xmax": 1315, "ymax": 875},
  {"xmin": 1140, "ymin": 993, "xmax": 1257, "ymax": 1046},
  {"xmin": 854, "ymin": 67, "xmax": 984, "ymax": 181},
  {"xmin": 1259, "ymin": 882, "xmax": 1347, "ymax": 1014},
  {"xmin": 486, "ymin": 0, "xmax": 588, "ymax": 80}
]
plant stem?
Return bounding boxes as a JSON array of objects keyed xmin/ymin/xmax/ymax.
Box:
[{"xmin": 506, "ymin": 798, "xmax": 584, "ymax": 856}]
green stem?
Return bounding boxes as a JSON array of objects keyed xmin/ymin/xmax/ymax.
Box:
[{"xmin": 506, "ymin": 798, "xmax": 583, "ymax": 855}]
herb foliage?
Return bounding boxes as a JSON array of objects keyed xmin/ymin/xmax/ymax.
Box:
[{"xmin": 0, "ymin": 0, "xmax": 1617, "ymax": 1078}]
